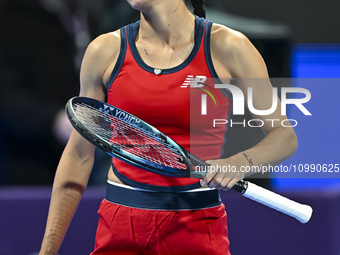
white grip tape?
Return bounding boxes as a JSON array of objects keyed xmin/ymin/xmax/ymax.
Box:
[{"xmin": 243, "ymin": 182, "xmax": 313, "ymax": 223}]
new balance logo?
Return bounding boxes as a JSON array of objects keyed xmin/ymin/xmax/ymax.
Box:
[
  {"xmin": 181, "ymin": 75, "xmax": 221, "ymax": 115},
  {"xmin": 181, "ymin": 75, "xmax": 207, "ymax": 88}
]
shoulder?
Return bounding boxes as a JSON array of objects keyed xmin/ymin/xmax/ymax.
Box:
[
  {"xmin": 80, "ymin": 30, "xmax": 122, "ymax": 88},
  {"xmin": 209, "ymin": 23, "xmax": 268, "ymax": 78},
  {"xmin": 210, "ymin": 23, "xmax": 249, "ymax": 52},
  {"xmin": 84, "ymin": 30, "xmax": 121, "ymax": 64}
]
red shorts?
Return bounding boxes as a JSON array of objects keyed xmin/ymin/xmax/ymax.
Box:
[{"xmin": 91, "ymin": 183, "xmax": 231, "ymax": 255}]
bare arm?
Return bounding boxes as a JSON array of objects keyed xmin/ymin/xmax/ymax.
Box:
[
  {"xmin": 201, "ymin": 24, "xmax": 298, "ymax": 189},
  {"xmin": 39, "ymin": 32, "xmax": 120, "ymax": 255}
]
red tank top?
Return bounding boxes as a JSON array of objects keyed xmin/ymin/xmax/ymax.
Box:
[{"xmin": 106, "ymin": 17, "xmax": 231, "ymax": 191}]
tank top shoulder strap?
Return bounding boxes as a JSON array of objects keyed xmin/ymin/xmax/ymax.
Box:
[
  {"xmin": 202, "ymin": 19, "xmax": 233, "ymax": 99},
  {"xmin": 107, "ymin": 26, "xmax": 128, "ymax": 90},
  {"xmin": 203, "ymin": 20, "xmax": 217, "ymax": 78}
]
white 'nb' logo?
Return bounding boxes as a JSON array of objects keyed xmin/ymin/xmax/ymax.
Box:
[{"xmin": 181, "ymin": 75, "xmax": 207, "ymax": 88}]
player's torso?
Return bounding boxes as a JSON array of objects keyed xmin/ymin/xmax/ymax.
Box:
[{"xmin": 105, "ymin": 17, "xmax": 232, "ymax": 191}]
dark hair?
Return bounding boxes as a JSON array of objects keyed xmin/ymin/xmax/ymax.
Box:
[{"xmin": 187, "ymin": 0, "xmax": 206, "ymax": 18}]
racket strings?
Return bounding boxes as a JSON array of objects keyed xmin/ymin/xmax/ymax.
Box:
[
  {"xmin": 74, "ymin": 103, "xmax": 187, "ymax": 169},
  {"xmin": 110, "ymin": 119, "xmax": 185, "ymax": 169}
]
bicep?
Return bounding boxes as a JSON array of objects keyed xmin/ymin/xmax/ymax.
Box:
[
  {"xmin": 237, "ymin": 78, "xmax": 285, "ymax": 135},
  {"xmin": 63, "ymin": 41, "xmax": 107, "ymax": 158},
  {"xmin": 64, "ymin": 35, "xmax": 120, "ymax": 160},
  {"xmin": 78, "ymin": 32, "xmax": 120, "ymax": 101},
  {"xmin": 215, "ymin": 28, "xmax": 287, "ymax": 134},
  {"xmin": 79, "ymin": 44, "xmax": 107, "ymax": 102},
  {"xmin": 229, "ymin": 35, "xmax": 288, "ymax": 134}
]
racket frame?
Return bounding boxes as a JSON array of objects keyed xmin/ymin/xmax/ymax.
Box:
[{"xmin": 66, "ymin": 97, "xmax": 198, "ymax": 178}]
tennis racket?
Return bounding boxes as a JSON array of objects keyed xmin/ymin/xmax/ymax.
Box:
[{"xmin": 65, "ymin": 96, "xmax": 312, "ymax": 223}]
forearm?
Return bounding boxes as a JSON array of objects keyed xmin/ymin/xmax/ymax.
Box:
[
  {"xmin": 202, "ymin": 126, "xmax": 297, "ymax": 189},
  {"xmin": 39, "ymin": 147, "xmax": 94, "ymax": 255},
  {"xmin": 242, "ymin": 126, "xmax": 298, "ymax": 175}
]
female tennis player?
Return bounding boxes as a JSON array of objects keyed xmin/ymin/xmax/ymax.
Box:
[{"xmin": 39, "ymin": 0, "xmax": 298, "ymax": 254}]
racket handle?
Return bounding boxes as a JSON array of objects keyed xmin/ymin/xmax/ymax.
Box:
[
  {"xmin": 241, "ymin": 181, "xmax": 313, "ymax": 223},
  {"xmin": 188, "ymin": 153, "xmax": 313, "ymax": 223}
]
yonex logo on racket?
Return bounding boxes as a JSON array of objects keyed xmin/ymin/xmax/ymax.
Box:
[
  {"xmin": 99, "ymin": 105, "xmax": 141, "ymax": 126},
  {"xmin": 99, "ymin": 105, "xmax": 115, "ymax": 114}
]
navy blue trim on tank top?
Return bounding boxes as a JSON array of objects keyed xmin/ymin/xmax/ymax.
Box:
[
  {"xmin": 204, "ymin": 21, "xmax": 219, "ymax": 80},
  {"xmin": 203, "ymin": 21, "xmax": 233, "ymax": 158},
  {"xmin": 107, "ymin": 27, "xmax": 128, "ymax": 92},
  {"xmin": 127, "ymin": 16, "xmax": 207, "ymax": 75},
  {"xmin": 204, "ymin": 21, "xmax": 233, "ymax": 100},
  {"xmin": 111, "ymin": 163, "xmax": 202, "ymax": 192}
]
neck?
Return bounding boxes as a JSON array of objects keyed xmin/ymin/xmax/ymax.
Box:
[
  {"xmin": 135, "ymin": 1, "xmax": 196, "ymax": 73},
  {"xmin": 139, "ymin": 0, "xmax": 195, "ymax": 47}
]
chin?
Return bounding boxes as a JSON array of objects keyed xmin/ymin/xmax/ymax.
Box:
[{"xmin": 126, "ymin": 0, "xmax": 153, "ymax": 11}]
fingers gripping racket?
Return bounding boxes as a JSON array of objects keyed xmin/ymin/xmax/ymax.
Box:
[{"xmin": 65, "ymin": 97, "xmax": 312, "ymax": 223}]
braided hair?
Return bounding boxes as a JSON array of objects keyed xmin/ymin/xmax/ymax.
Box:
[{"xmin": 187, "ymin": 0, "xmax": 206, "ymax": 18}]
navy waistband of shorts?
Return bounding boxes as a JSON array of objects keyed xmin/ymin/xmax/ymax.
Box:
[{"xmin": 105, "ymin": 182, "xmax": 221, "ymax": 210}]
